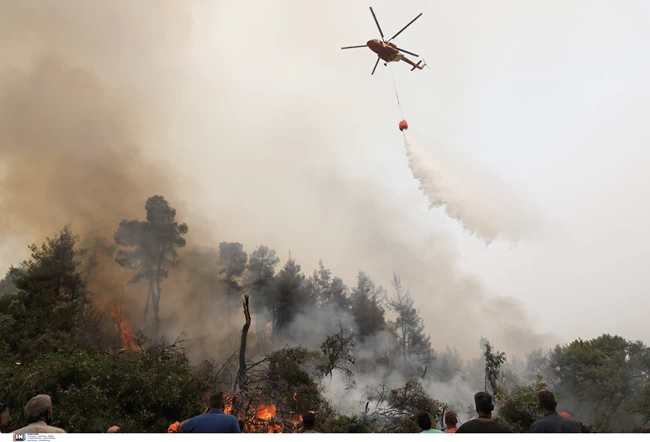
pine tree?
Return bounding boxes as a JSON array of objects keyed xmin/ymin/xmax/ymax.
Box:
[
  {"xmin": 218, "ymin": 242, "xmax": 248, "ymax": 322},
  {"xmin": 114, "ymin": 195, "xmax": 188, "ymax": 338},
  {"xmin": 390, "ymin": 273, "xmax": 433, "ymax": 365},
  {"xmin": 245, "ymin": 245, "xmax": 280, "ymax": 348},
  {"xmin": 483, "ymin": 339, "xmax": 506, "ymax": 394},
  {"xmin": 272, "ymin": 256, "xmax": 308, "ymax": 340},
  {"xmin": 350, "ymin": 272, "xmax": 387, "ymax": 340},
  {"xmin": 307, "ymin": 260, "xmax": 350, "ymax": 312},
  {"xmin": 2, "ymin": 226, "xmax": 87, "ymax": 360}
]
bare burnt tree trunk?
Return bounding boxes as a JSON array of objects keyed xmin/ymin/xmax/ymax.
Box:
[
  {"xmin": 153, "ymin": 254, "xmax": 164, "ymax": 341},
  {"xmin": 144, "ymin": 280, "xmax": 154, "ymax": 332},
  {"xmin": 234, "ymin": 295, "xmax": 251, "ymax": 393}
]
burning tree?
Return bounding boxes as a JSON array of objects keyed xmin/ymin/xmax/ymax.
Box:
[
  {"xmin": 223, "ymin": 294, "xmax": 324, "ymax": 433},
  {"xmin": 114, "ymin": 195, "xmax": 188, "ymax": 339}
]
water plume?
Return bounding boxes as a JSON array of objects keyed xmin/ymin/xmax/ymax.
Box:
[{"xmin": 403, "ymin": 132, "xmax": 539, "ymax": 244}]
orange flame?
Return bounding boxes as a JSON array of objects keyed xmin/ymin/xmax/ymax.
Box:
[
  {"xmin": 111, "ymin": 307, "xmax": 135, "ymax": 350},
  {"xmin": 290, "ymin": 414, "xmax": 303, "ymax": 425},
  {"xmin": 256, "ymin": 404, "xmax": 277, "ymax": 420},
  {"xmin": 268, "ymin": 423, "xmax": 282, "ymax": 433}
]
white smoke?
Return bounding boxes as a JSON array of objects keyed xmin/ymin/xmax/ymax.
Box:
[{"xmin": 403, "ymin": 133, "xmax": 540, "ymax": 244}]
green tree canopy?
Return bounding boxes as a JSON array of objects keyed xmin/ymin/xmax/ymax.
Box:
[{"xmin": 114, "ymin": 195, "xmax": 188, "ymax": 337}]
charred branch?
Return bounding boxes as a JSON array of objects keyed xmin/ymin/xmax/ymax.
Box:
[{"xmin": 234, "ymin": 295, "xmax": 252, "ymax": 392}]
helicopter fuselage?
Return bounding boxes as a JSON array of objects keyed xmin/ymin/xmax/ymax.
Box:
[{"xmin": 367, "ymin": 40, "xmax": 403, "ymax": 62}]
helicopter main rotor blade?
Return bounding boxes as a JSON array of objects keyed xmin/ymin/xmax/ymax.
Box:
[
  {"xmin": 388, "ymin": 12, "xmax": 423, "ymax": 42},
  {"xmin": 369, "ymin": 7, "xmax": 385, "ymax": 41},
  {"xmin": 397, "ymin": 47, "xmax": 419, "ymax": 58},
  {"xmin": 371, "ymin": 57, "xmax": 380, "ymax": 75},
  {"xmin": 341, "ymin": 45, "xmax": 368, "ymax": 50}
]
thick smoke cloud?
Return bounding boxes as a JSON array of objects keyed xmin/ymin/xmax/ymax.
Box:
[
  {"xmin": 0, "ymin": 1, "xmax": 199, "ymax": 334},
  {"xmin": 0, "ymin": 59, "xmax": 171, "ymax": 239},
  {"xmin": 0, "ymin": 1, "xmax": 195, "ymax": 251}
]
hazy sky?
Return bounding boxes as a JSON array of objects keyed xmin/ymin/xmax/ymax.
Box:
[
  {"xmin": 2, "ymin": 0, "xmax": 650, "ymax": 355},
  {"xmin": 184, "ymin": 0, "xmax": 650, "ymax": 347}
]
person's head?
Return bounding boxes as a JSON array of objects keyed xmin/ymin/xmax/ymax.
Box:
[
  {"xmin": 444, "ymin": 411, "xmax": 458, "ymax": 428},
  {"xmin": 302, "ymin": 412, "xmax": 316, "ymax": 431},
  {"xmin": 348, "ymin": 423, "xmax": 359, "ymax": 433},
  {"xmin": 537, "ymin": 390, "xmax": 557, "ymax": 413},
  {"xmin": 0, "ymin": 402, "xmax": 9, "ymax": 428},
  {"xmin": 417, "ymin": 412, "xmax": 432, "ymax": 431},
  {"xmin": 208, "ymin": 392, "xmax": 225, "ymax": 410},
  {"xmin": 474, "ymin": 392, "xmax": 494, "ymax": 417},
  {"xmin": 24, "ymin": 394, "xmax": 53, "ymax": 425},
  {"xmin": 107, "ymin": 426, "xmax": 120, "ymax": 433}
]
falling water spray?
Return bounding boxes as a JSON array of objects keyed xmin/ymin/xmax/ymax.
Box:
[{"xmin": 402, "ymin": 132, "xmax": 538, "ymax": 244}]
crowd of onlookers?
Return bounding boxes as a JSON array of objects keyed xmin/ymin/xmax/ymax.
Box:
[
  {"xmin": 417, "ymin": 390, "xmax": 597, "ymax": 433},
  {"xmin": 2, "ymin": 390, "xmax": 650, "ymax": 434}
]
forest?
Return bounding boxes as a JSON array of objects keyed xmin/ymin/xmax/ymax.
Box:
[{"xmin": 1, "ymin": 195, "xmax": 650, "ymax": 433}]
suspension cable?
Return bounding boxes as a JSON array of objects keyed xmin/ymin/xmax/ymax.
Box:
[{"xmin": 389, "ymin": 63, "xmax": 405, "ymax": 120}]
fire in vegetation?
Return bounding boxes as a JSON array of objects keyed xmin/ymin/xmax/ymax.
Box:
[
  {"xmin": 256, "ymin": 404, "xmax": 277, "ymax": 420},
  {"xmin": 110, "ymin": 307, "xmax": 135, "ymax": 350},
  {"xmin": 222, "ymin": 394, "xmax": 303, "ymax": 433}
]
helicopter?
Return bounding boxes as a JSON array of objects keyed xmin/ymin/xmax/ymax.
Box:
[{"xmin": 341, "ymin": 7, "xmax": 426, "ymax": 75}]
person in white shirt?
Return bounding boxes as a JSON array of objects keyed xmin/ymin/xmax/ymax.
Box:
[{"xmin": 12, "ymin": 395, "xmax": 65, "ymax": 434}]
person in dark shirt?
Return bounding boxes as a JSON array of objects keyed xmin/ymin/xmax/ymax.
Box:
[
  {"xmin": 559, "ymin": 412, "xmax": 591, "ymax": 433},
  {"xmin": 0, "ymin": 401, "xmax": 9, "ymax": 433},
  {"xmin": 456, "ymin": 392, "xmax": 512, "ymax": 433},
  {"xmin": 417, "ymin": 412, "xmax": 443, "ymax": 433},
  {"xmin": 529, "ymin": 390, "xmax": 582, "ymax": 433},
  {"xmin": 177, "ymin": 392, "xmax": 240, "ymax": 433},
  {"xmin": 302, "ymin": 412, "xmax": 319, "ymax": 433}
]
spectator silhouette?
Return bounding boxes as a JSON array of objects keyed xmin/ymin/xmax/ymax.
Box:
[
  {"xmin": 444, "ymin": 411, "xmax": 458, "ymax": 433},
  {"xmin": 456, "ymin": 392, "xmax": 512, "ymax": 433},
  {"xmin": 176, "ymin": 392, "xmax": 240, "ymax": 433},
  {"xmin": 302, "ymin": 412, "xmax": 318, "ymax": 433},
  {"xmin": 417, "ymin": 412, "xmax": 443, "ymax": 433},
  {"xmin": 0, "ymin": 402, "xmax": 9, "ymax": 433},
  {"xmin": 12, "ymin": 395, "xmax": 65, "ymax": 434},
  {"xmin": 529, "ymin": 390, "xmax": 582, "ymax": 433},
  {"xmin": 558, "ymin": 412, "xmax": 590, "ymax": 433}
]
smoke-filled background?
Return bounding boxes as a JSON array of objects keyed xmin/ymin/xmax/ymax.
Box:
[{"xmin": 2, "ymin": 0, "xmax": 650, "ymax": 421}]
